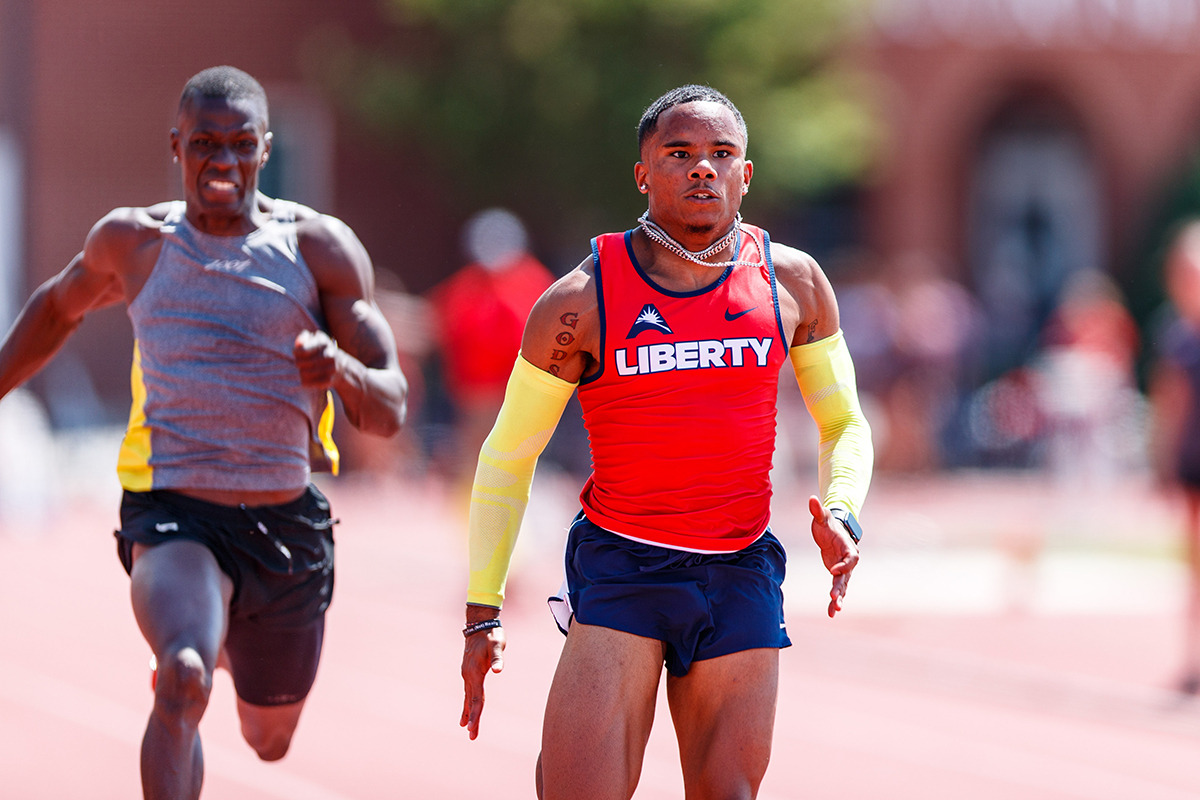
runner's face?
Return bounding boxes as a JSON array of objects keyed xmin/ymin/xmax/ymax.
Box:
[
  {"xmin": 635, "ymin": 101, "xmax": 752, "ymax": 243},
  {"xmin": 171, "ymin": 95, "xmax": 271, "ymax": 228}
]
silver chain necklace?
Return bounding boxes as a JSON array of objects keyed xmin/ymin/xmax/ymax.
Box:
[{"xmin": 637, "ymin": 211, "xmax": 761, "ymax": 268}]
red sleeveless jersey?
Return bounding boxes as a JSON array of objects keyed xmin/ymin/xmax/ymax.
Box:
[{"xmin": 577, "ymin": 225, "xmax": 787, "ymax": 552}]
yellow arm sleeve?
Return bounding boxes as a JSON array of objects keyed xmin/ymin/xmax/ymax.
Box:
[
  {"xmin": 466, "ymin": 354, "xmax": 577, "ymax": 608},
  {"xmin": 790, "ymin": 330, "xmax": 873, "ymax": 517}
]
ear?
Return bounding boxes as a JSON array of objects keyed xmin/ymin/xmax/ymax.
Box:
[
  {"xmin": 634, "ymin": 162, "xmax": 649, "ymax": 194},
  {"xmin": 169, "ymin": 127, "xmax": 181, "ymax": 164},
  {"xmin": 741, "ymin": 159, "xmax": 753, "ymax": 194},
  {"xmin": 261, "ymin": 131, "xmax": 273, "ymax": 167}
]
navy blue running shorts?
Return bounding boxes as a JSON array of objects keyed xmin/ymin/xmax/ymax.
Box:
[
  {"xmin": 115, "ymin": 485, "xmax": 335, "ymax": 706},
  {"xmin": 554, "ymin": 511, "xmax": 791, "ymax": 677}
]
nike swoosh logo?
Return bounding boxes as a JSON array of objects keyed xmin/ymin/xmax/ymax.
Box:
[{"xmin": 725, "ymin": 307, "xmax": 757, "ymax": 321}]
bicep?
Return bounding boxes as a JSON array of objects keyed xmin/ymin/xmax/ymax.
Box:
[
  {"xmin": 324, "ymin": 295, "xmax": 400, "ymax": 371},
  {"xmin": 518, "ymin": 267, "xmax": 597, "ymax": 382},
  {"xmin": 803, "ymin": 269, "xmax": 842, "ymax": 345},
  {"xmin": 304, "ymin": 219, "xmax": 399, "ymax": 369},
  {"xmin": 773, "ymin": 246, "xmax": 841, "ymax": 346},
  {"xmin": 48, "ymin": 249, "xmax": 125, "ymax": 321}
]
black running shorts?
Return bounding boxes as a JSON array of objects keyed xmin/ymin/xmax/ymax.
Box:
[{"xmin": 115, "ymin": 484, "xmax": 335, "ymax": 706}]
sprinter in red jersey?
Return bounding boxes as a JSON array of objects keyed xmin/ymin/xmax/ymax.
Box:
[{"xmin": 460, "ymin": 85, "xmax": 873, "ymax": 799}]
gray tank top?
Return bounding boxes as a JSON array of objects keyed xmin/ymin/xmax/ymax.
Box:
[{"xmin": 117, "ymin": 200, "xmax": 335, "ymax": 492}]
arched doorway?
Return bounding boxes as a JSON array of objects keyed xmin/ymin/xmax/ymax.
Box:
[{"xmin": 967, "ymin": 91, "xmax": 1105, "ymax": 377}]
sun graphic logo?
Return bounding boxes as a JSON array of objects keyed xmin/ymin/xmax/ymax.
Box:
[{"xmin": 627, "ymin": 304, "xmax": 674, "ymax": 338}]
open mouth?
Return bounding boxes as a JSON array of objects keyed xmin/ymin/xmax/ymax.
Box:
[{"xmin": 204, "ymin": 179, "xmax": 239, "ymax": 196}]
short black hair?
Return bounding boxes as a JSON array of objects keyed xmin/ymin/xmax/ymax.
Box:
[
  {"xmin": 637, "ymin": 85, "xmax": 747, "ymax": 151},
  {"xmin": 178, "ymin": 66, "xmax": 269, "ymax": 124}
]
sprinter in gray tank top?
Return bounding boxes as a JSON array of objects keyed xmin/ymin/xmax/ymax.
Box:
[{"xmin": 0, "ymin": 66, "xmax": 408, "ymax": 800}]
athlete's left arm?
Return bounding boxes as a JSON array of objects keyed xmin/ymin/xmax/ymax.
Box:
[
  {"xmin": 773, "ymin": 243, "xmax": 874, "ymax": 617},
  {"xmin": 296, "ymin": 213, "xmax": 408, "ymax": 437}
]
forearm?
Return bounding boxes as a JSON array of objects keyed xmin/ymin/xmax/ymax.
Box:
[
  {"xmin": 815, "ymin": 407, "xmax": 873, "ymax": 515},
  {"xmin": 330, "ymin": 351, "xmax": 408, "ymax": 437},
  {"xmin": 467, "ymin": 355, "xmax": 576, "ymax": 608},
  {"xmin": 791, "ymin": 330, "xmax": 874, "ymax": 516},
  {"xmin": 0, "ymin": 284, "xmax": 83, "ymax": 399}
]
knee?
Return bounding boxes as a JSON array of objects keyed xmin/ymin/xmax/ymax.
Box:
[
  {"xmin": 243, "ymin": 726, "xmax": 294, "ymax": 762},
  {"xmin": 251, "ymin": 736, "xmax": 292, "ymax": 762},
  {"xmin": 153, "ymin": 647, "xmax": 213, "ymax": 725},
  {"xmin": 239, "ymin": 711, "xmax": 300, "ymax": 762}
]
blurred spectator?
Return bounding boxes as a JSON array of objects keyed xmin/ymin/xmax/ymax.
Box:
[
  {"xmin": 1149, "ymin": 221, "xmax": 1200, "ymax": 695},
  {"xmin": 1032, "ymin": 268, "xmax": 1143, "ymax": 488},
  {"xmin": 428, "ymin": 208, "xmax": 555, "ymax": 483},
  {"xmin": 838, "ymin": 252, "xmax": 982, "ymax": 472},
  {"xmin": 962, "ymin": 366, "xmax": 1044, "ymax": 468},
  {"xmin": 885, "ymin": 253, "xmax": 983, "ymax": 471}
]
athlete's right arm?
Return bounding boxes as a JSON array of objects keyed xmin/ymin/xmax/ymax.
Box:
[
  {"xmin": 0, "ymin": 209, "xmax": 143, "ymax": 400},
  {"xmin": 460, "ymin": 259, "xmax": 597, "ymax": 741}
]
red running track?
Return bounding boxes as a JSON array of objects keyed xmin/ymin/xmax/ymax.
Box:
[{"xmin": 1, "ymin": 476, "xmax": 1198, "ymax": 799}]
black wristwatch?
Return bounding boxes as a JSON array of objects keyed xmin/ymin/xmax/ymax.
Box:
[{"xmin": 830, "ymin": 507, "xmax": 862, "ymax": 544}]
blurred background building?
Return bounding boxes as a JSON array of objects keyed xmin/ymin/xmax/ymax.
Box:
[
  {"xmin": 3, "ymin": 0, "xmax": 1200, "ymax": 478},
  {"xmin": 854, "ymin": 0, "xmax": 1200, "ymax": 474}
]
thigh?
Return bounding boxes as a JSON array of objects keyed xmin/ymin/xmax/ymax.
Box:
[
  {"xmin": 666, "ymin": 647, "xmax": 779, "ymax": 800},
  {"xmin": 223, "ymin": 616, "xmax": 325, "ymax": 706},
  {"xmin": 129, "ymin": 540, "xmax": 233, "ymax": 669},
  {"xmin": 541, "ymin": 622, "xmax": 664, "ymax": 800}
]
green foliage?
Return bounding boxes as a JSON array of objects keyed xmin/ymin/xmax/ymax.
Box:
[{"xmin": 315, "ymin": 0, "xmax": 879, "ymax": 251}]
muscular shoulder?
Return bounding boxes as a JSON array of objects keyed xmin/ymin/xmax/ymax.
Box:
[
  {"xmin": 293, "ymin": 209, "xmax": 357, "ymax": 253},
  {"xmin": 768, "ymin": 240, "xmax": 840, "ymax": 345},
  {"xmin": 83, "ymin": 204, "xmax": 169, "ymax": 266},
  {"xmin": 768, "ymin": 241, "xmax": 821, "ymax": 296},
  {"xmin": 293, "ymin": 211, "xmax": 373, "ymax": 296},
  {"xmin": 521, "ymin": 256, "xmax": 600, "ymax": 381},
  {"xmin": 90, "ymin": 204, "xmax": 166, "ymax": 241},
  {"xmin": 273, "ymin": 195, "xmax": 319, "ymax": 218},
  {"xmin": 531, "ymin": 258, "xmax": 597, "ymax": 331},
  {"xmin": 539, "ymin": 258, "xmax": 596, "ymax": 314}
]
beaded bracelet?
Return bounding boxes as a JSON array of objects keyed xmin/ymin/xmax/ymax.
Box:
[{"xmin": 463, "ymin": 618, "xmax": 503, "ymax": 638}]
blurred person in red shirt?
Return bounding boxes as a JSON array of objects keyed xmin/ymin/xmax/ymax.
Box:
[{"xmin": 430, "ymin": 209, "xmax": 554, "ymax": 482}]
